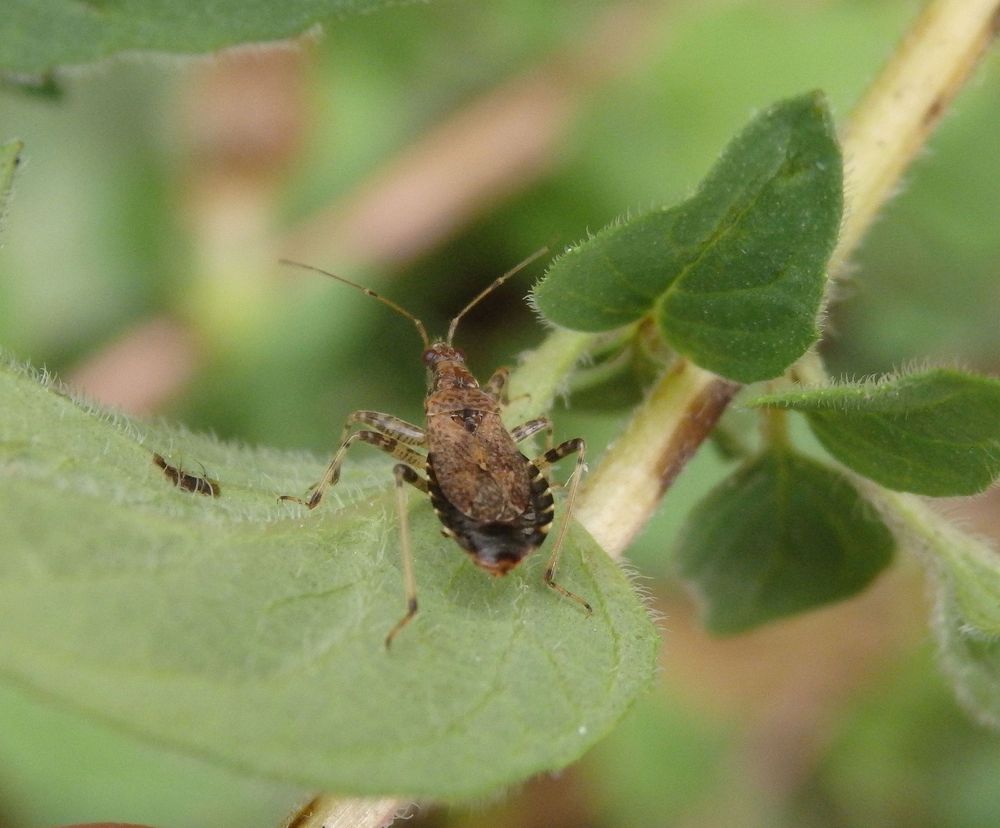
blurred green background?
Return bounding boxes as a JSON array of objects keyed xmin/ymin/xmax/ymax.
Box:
[{"xmin": 1, "ymin": 0, "xmax": 999, "ymax": 826}]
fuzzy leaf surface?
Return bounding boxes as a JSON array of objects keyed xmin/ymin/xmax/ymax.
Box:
[
  {"xmin": 0, "ymin": 353, "xmax": 658, "ymax": 799},
  {"xmin": 675, "ymin": 448, "xmax": 894, "ymax": 634},
  {"xmin": 1, "ymin": 1, "xmax": 395, "ymax": 78},
  {"xmin": 869, "ymin": 488, "xmax": 1000, "ymax": 730},
  {"xmin": 533, "ymin": 92, "xmax": 843, "ymax": 382},
  {"xmin": 936, "ymin": 588, "xmax": 1000, "ymax": 731},
  {"xmin": 750, "ymin": 370, "xmax": 1000, "ymax": 496}
]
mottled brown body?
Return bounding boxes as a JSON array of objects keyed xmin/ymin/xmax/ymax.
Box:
[
  {"xmin": 423, "ymin": 345, "xmax": 555, "ymax": 574},
  {"xmin": 279, "ymin": 254, "xmax": 589, "ymax": 646}
]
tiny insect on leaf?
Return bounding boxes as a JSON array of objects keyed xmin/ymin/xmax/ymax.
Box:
[
  {"xmin": 153, "ymin": 453, "xmax": 221, "ymax": 497},
  {"xmin": 279, "ymin": 251, "xmax": 593, "ymax": 646}
]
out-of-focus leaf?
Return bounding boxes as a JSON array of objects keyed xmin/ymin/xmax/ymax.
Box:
[
  {"xmin": 675, "ymin": 447, "xmax": 894, "ymax": 633},
  {"xmin": 1, "ymin": 1, "xmax": 399, "ymax": 80}
]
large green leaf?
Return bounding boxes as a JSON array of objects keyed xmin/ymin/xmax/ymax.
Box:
[
  {"xmin": 749, "ymin": 369, "xmax": 1000, "ymax": 496},
  {"xmin": 0, "ymin": 353, "xmax": 658, "ymax": 799},
  {"xmin": 1, "ymin": 1, "xmax": 396, "ymax": 79},
  {"xmin": 674, "ymin": 447, "xmax": 894, "ymax": 634},
  {"xmin": 533, "ymin": 92, "xmax": 843, "ymax": 382}
]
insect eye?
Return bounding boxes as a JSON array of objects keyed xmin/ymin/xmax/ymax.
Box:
[{"xmin": 422, "ymin": 348, "xmax": 438, "ymax": 366}]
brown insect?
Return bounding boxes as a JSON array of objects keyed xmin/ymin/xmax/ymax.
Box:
[
  {"xmin": 153, "ymin": 453, "xmax": 221, "ymax": 497},
  {"xmin": 280, "ymin": 252, "xmax": 591, "ymax": 647}
]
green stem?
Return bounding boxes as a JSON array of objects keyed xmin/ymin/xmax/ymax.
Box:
[
  {"xmin": 831, "ymin": 0, "xmax": 1000, "ymax": 277},
  {"xmin": 761, "ymin": 406, "xmax": 791, "ymax": 452},
  {"xmin": 575, "ymin": 360, "xmax": 739, "ymax": 556},
  {"xmin": 505, "ymin": 329, "xmax": 597, "ymax": 426}
]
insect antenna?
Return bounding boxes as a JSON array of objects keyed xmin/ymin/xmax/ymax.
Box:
[
  {"xmin": 280, "ymin": 259, "xmax": 430, "ymax": 348},
  {"xmin": 446, "ymin": 246, "xmax": 549, "ymax": 344}
]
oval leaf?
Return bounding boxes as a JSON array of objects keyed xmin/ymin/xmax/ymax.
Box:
[
  {"xmin": 0, "ymin": 353, "xmax": 658, "ymax": 799},
  {"xmin": 1, "ymin": 1, "xmax": 394, "ymax": 80},
  {"xmin": 533, "ymin": 91, "xmax": 843, "ymax": 382},
  {"xmin": 675, "ymin": 448, "xmax": 894, "ymax": 634},
  {"xmin": 749, "ymin": 369, "xmax": 1000, "ymax": 496}
]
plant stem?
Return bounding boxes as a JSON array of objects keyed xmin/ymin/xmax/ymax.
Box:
[
  {"xmin": 832, "ymin": 0, "xmax": 1000, "ymax": 276},
  {"xmin": 505, "ymin": 328, "xmax": 596, "ymax": 426},
  {"xmin": 575, "ymin": 361, "xmax": 739, "ymax": 556},
  {"xmin": 760, "ymin": 406, "xmax": 791, "ymax": 453},
  {"xmin": 280, "ymin": 794, "xmax": 405, "ymax": 828},
  {"xmin": 574, "ymin": 0, "xmax": 1000, "ymax": 561}
]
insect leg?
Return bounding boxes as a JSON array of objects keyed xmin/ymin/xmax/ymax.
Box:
[
  {"xmin": 484, "ymin": 367, "xmax": 510, "ymax": 402},
  {"xmin": 153, "ymin": 453, "xmax": 179, "ymax": 485},
  {"xmin": 187, "ymin": 459, "xmax": 221, "ymax": 496},
  {"xmin": 510, "ymin": 416, "xmax": 553, "ymax": 451},
  {"xmin": 533, "ymin": 438, "xmax": 592, "ymax": 614},
  {"xmin": 280, "ymin": 423, "xmax": 425, "ymax": 509},
  {"xmin": 183, "ymin": 472, "xmax": 221, "ymax": 497},
  {"xmin": 491, "ymin": 367, "xmax": 538, "ymax": 411},
  {"xmin": 349, "ymin": 410, "xmax": 426, "ymax": 445},
  {"xmin": 385, "ymin": 463, "xmax": 428, "ymax": 649},
  {"xmin": 153, "ymin": 453, "xmax": 220, "ymax": 497}
]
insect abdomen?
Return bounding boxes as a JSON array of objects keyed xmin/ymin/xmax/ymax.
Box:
[{"xmin": 427, "ymin": 459, "xmax": 554, "ymax": 574}]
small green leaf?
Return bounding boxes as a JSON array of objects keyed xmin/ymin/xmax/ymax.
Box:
[
  {"xmin": 0, "ymin": 352, "xmax": 658, "ymax": 799},
  {"xmin": 533, "ymin": 92, "xmax": 843, "ymax": 382},
  {"xmin": 749, "ymin": 369, "xmax": 1000, "ymax": 496},
  {"xmin": 675, "ymin": 447, "xmax": 894, "ymax": 634},
  {"xmin": 1, "ymin": 1, "xmax": 397, "ymax": 80}
]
